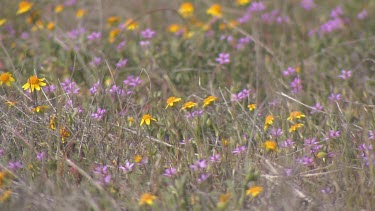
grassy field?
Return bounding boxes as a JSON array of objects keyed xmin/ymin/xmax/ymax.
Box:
[{"xmin": 0, "ymin": 0, "xmax": 375, "ymax": 210}]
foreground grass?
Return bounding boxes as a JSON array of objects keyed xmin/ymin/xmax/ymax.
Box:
[{"xmin": 1, "ymin": 0, "xmax": 375, "ymax": 210}]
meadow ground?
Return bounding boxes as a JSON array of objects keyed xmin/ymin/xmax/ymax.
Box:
[{"xmin": 0, "ymin": 0, "xmax": 375, "ymax": 210}]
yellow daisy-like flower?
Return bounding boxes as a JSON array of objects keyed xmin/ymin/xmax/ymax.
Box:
[
  {"xmin": 178, "ymin": 2, "xmax": 194, "ymax": 18},
  {"xmin": 109, "ymin": 28, "xmax": 120, "ymax": 43},
  {"xmin": 46, "ymin": 21, "xmax": 55, "ymax": 30},
  {"xmin": 17, "ymin": 1, "xmax": 33, "ymax": 15},
  {"xmin": 287, "ymin": 111, "xmax": 305, "ymax": 122},
  {"xmin": 140, "ymin": 114, "xmax": 157, "ymax": 126},
  {"xmin": 107, "ymin": 16, "xmax": 120, "ymax": 27},
  {"xmin": 246, "ymin": 186, "xmax": 263, "ymax": 197},
  {"xmin": 139, "ymin": 193, "xmax": 157, "ymax": 206},
  {"xmin": 54, "ymin": 4, "xmax": 64, "ymax": 13},
  {"xmin": 203, "ymin": 96, "xmax": 218, "ymax": 107},
  {"xmin": 76, "ymin": 9, "xmax": 86, "ymax": 19},
  {"xmin": 181, "ymin": 101, "xmax": 197, "ymax": 110},
  {"xmin": 168, "ymin": 24, "xmax": 181, "ymax": 33},
  {"xmin": 264, "ymin": 115, "xmax": 274, "ymax": 130},
  {"xmin": 22, "ymin": 75, "xmax": 46, "ymax": 92},
  {"xmin": 134, "ymin": 154, "xmax": 143, "ymax": 163},
  {"xmin": 217, "ymin": 193, "xmax": 231, "ymax": 208},
  {"xmin": 206, "ymin": 4, "xmax": 222, "ymax": 18},
  {"xmin": 60, "ymin": 126, "xmax": 71, "ymax": 143},
  {"xmin": 248, "ymin": 103, "xmax": 256, "ymax": 111},
  {"xmin": 264, "ymin": 140, "xmax": 277, "ymax": 151},
  {"xmin": 0, "ymin": 19, "xmax": 6, "ymax": 26},
  {"xmin": 166, "ymin": 96, "xmax": 182, "ymax": 109},
  {"xmin": 289, "ymin": 123, "xmax": 304, "ymax": 133},
  {"xmin": 236, "ymin": 0, "xmax": 251, "ymax": 6},
  {"xmin": 32, "ymin": 105, "xmax": 49, "ymax": 113},
  {"xmin": 0, "ymin": 72, "xmax": 15, "ymax": 86},
  {"xmin": 124, "ymin": 19, "xmax": 138, "ymax": 31},
  {"xmin": 128, "ymin": 117, "xmax": 134, "ymax": 126}
]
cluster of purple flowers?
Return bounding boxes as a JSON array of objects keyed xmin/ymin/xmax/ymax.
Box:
[
  {"xmin": 215, "ymin": 53, "xmax": 230, "ymax": 65},
  {"xmin": 93, "ymin": 164, "xmax": 111, "ymax": 185},
  {"xmin": 231, "ymin": 88, "xmax": 251, "ymax": 101},
  {"xmin": 91, "ymin": 107, "xmax": 106, "ymax": 120},
  {"xmin": 66, "ymin": 27, "xmax": 85, "ymax": 40},
  {"xmin": 328, "ymin": 93, "xmax": 341, "ymax": 102},
  {"xmin": 280, "ymin": 138, "xmax": 295, "ymax": 148},
  {"xmin": 310, "ymin": 102, "xmax": 323, "ymax": 114},
  {"xmin": 290, "ymin": 77, "xmax": 302, "ymax": 93},
  {"xmin": 139, "ymin": 28, "xmax": 155, "ymax": 47},
  {"xmin": 261, "ymin": 10, "xmax": 290, "ymax": 24},
  {"xmin": 90, "ymin": 81, "xmax": 100, "ymax": 95},
  {"xmin": 87, "ymin": 31, "xmax": 101, "ymax": 41},
  {"xmin": 357, "ymin": 143, "xmax": 375, "ymax": 166},
  {"xmin": 119, "ymin": 161, "xmax": 135, "ymax": 173},
  {"xmin": 338, "ymin": 70, "xmax": 352, "ymax": 80},
  {"xmin": 185, "ymin": 109, "xmax": 204, "ymax": 119},
  {"xmin": 123, "ymin": 75, "xmax": 142, "ymax": 87},
  {"xmin": 61, "ymin": 78, "xmax": 80, "ymax": 94},
  {"xmin": 300, "ymin": 0, "xmax": 315, "ymax": 11},
  {"xmin": 304, "ymin": 138, "xmax": 322, "ymax": 153},
  {"xmin": 116, "ymin": 58, "xmax": 128, "ymax": 68},
  {"xmin": 232, "ymin": 145, "xmax": 246, "ymax": 155}
]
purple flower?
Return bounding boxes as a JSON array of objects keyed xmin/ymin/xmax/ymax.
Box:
[
  {"xmin": 304, "ymin": 138, "xmax": 322, "ymax": 153},
  {"xmin": 185, "ymin": 110, "xmax": 204, "ymax": 119},
  {"xmin": 37, "ymin": 151, "xmax": 46, "ymax": 161},
  {"xmin": 319, "ymin": 18, "xmax": 344, "ymax": 34},
  {"xmin": 66, "ymin": 27, "xmax": 85, "ymax": 40},
  {"xmin": 215, "ymin": 53, "xmax": 230, "ymax": 65},
  {"xmin": 270, "ymin": 128, "xmax": 283, "ymax": 138},
  {"xmin": 197, "ymin": 173, "xmax": 210, "ymax": 183},
  {"xmin": 210, "ymin": 154, "xmax": 221, "ymax": 163},
  {"xmin": 123, "ymin": 75, "xmax": 142, "ymax": 87},
  {"xmin": 231, "ymin": 89, "xmax": 251, "ymax": 101},
  {"xmin": 108, "ymin": 85, "xmax": 125, "ymax": 97},
  {"xmin": 369, "ymin": 130, "xmax": 375, "ymax": 140},
  {"xmin": 116, "ymin": 40, "xmax": 126, "ymax": 50},
  {"xmin": 44, "ymin": 84, "xmax": 56, "ymax": 93},
  {"xmin": 330, "ymin": 6, "xmax": 343, "ymax": 18},
  {"xmin": 236, "ymin": 36, "xmax": 251, "ymax": 49},
  {"xmin": 163, "ymin": 167, "xmax": 177, "ymax": 178},
  {"xmin": 90, "ymin": 57, "xmax": 102, "ymax": 67},
  {"xmin": 120, "ymin": 161, "xmax": 135, "ymax": 173},
  {"xmin": 237, "ymin": 13, "xmax": 251, "ymax": 24},
  {"xmin": 21, "ymin": 32, "xmax": 29, "ymax": 39},
  {"xmin": 93, "ymin": 164, "xmax": 111, "ymax": 184},
  {"xmin": 90, "ymin": 81, "xmax": 100, "ymax": 95},
  {"xmin": 297, "ymin": 156, "xmax": 314, "ymax": 166},
  {"xmin": 326, "ymin": 130, "xmax": 341, "ymax": 139},
  {"xmin": 338, "ymin": 70, "xmax": 352, "ymax": 79},
  {"xmin": 232, "ymin": 146, "xmax": 246, "ymax": 155},
  {"xmin": 357, "ymin": 9, "xmax": 367, "ymax": 20},
  {"xmin": 61, "ymin": 78, "xmax": 80, "ymax": 94},
  {"xmin": 64, "ymin": 0, "xmax": 76, "ymax": 6},
  {"xmin": 328, "ymin": 93, "xmax": 341, "ymax": 102},
  {"xmin": 116, "ymin": 59, "xmax": 128, "ymax": 68},
  {"xmin": 141, "ymin": 28, "xmax": 156, "ymax": 39},
  {"xmin": 140, "ymin": 40, "xmax": 150, "ymax": 47},
  {"xmin": 300, "ymin": 0, "xmax": 315, "ymax": 10},
  {"xmin": 247, "ymin": 1, "xmax": 266, "ymax": 12},
  {"xmin": 8, "ymin": 161, "xmax": 23, "ymax": 171},
  {"xmin": 87, "ymin": 32, "xmax": 101, "ymax": 40},
  {"xmin": 195, "ymin": 159, "xmax": 207, "ymax": 169},
  {"xmin": 290, "ymin": 77, "xmax": 302, "ymax": 93},
  {"xmin": 321, "ymin": 187, "xmax": 333, "ymax": 194},
  {"xmin": 280, "ymin": 139, "xmax": 295, "ymax": 148},
  {"xmin": 91, "ymin": 107, "xmax": 106, "ymax": 120},
  {"xmin": 0, "ymin": 148, "xmax": 3, "ymax": 157},
  {"xmin": 310, "ymin": 102, "xmax": 323, "ymax": 114}
]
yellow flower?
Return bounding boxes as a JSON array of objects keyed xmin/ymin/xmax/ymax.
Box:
[
  {"xmin": 264, "ymin": 140, "xmax": 277, "ymax": 151},
  {"xmin": 289, "ymin": 123, "xmax": 304, "ymax": 133},
  {"xmin": 76, "ymin": 9, "xmax": 86, "ymax": 18},
  {"xmin": 5, "ymin": 101, "xmax": 16, "ymax": 107},
  {"xmin": 168, "ymin": 24, "xmax": 181, "ymax": 33},
  {"xmin": 206, "ymin": 4, "xmax": 222, "ymax": 18},
  {"xmin": 49, "ymin": 115, "xmax": 56, "ymax": 130},
  {"xmin": 264, "ymin": 115, "xmax": 274, "ymax": 130},
  {"xmin": 236, "ymin": 0, "xmax": 251, "ymax": 6},
  {"xmin": 217, "ymin": 193, "xmax": 231, "ymax": 208},
  {"xmin": 134, "ymin": 154, "xmax": 143, "ymax": 163},
  {"xmin": 296, "ymin": 66, "xmax": 301, "ymax": 73},
  {"xmin": 128, "ymin": 117, "xmax": 134, "ymax": 126},
  {"xmin": 0, "ymin": 72, "xmax": 15, "ymax": 86},
  {"xmin": 248, "ymin": 103, "xmax": 256, "ymax": 111},
  {"xmin": 46, "ymin": 21, "xmax": 55, "ymax": 30},
  {"xmin": 287, "ymin": 111, "xmax": 305, "ymax": 122},
  {"xmin": 124, "ymin": 19, "xmax": 138, "ymax": 31},
  {"xmin": 139, "ymin": 193, "xmax": 157, "ymax": 206},
  {"xmin": 60, "ymin": 126, "xmax": 71, "ymax": 143},
  {"xmin": 17, "ymin": 1, "xmax": 33, "ymax": 15},
  {"xmin": 203, "ymin": 96, "xmax": 218, "ymax": 107},
  {"xmin": 222, "ymin": 139, "xmax": 230, "ymax": 147},
  {"xmin": 54, "ymin": 4, "xmax": 64, "ymax": 13},
  {"xmin": 0, "ymin": 19, "xmax": 6, "ymax": 26},
  {"xmin": 246, "ymin": 186, "xmax": 263, "ymax": 197},
  {"xmin": 140, "ymin": 114, "xmax": 157, "ymax": 126},
  {"xmin": 107, "ymin": 16, "xmax": 120, "ymax": 27},
  {"xmin": 181, "ymin": 101, "xmax": 197, "ymax": 110},
  {"xmin": 109, "ymin": 28, "xmax": 120, "ymax": 43},
  {"xmin": 0, "ymin": 190, "xmax": 11, "ymax": 202},
  {"xmin": 178, "ymin": 2, "xmax": 194, "ymax": 18},
  {"xmin": 166, "ymin": 96, "xmax": 182, "ymax": 109},
  {"xmin": 32, "ymin": 105, "xmax": 49, "ymax": 113},
  {"xmin": 22, "ymin": 75, "xmax": 46, "ymax": 92}
]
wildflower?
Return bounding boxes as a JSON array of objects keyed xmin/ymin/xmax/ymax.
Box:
[
  {"xmin": 247, "ymin": 1, "xmax": 266, "ymax": 12},
  {"xmin": 0, "ymin": 19, "xmax": 6, "ymax": 26},
  {"xmin": 264, "ymin": 140, "xmax": 277, "ymax": 151},
  {"xmin": 300, "ymin": 0, "xmax": 315, "ymax": 10},
  {"xmin": 134, "ymin": 155, "xmax": 143, "ymax": 163},
  {"xmin": 280, "ymin": 139, "xmax": 295, "ymax": 148},
  {"xmin": 178, "ymin": 2, "xmax": 194, "ymax": 18},
  {"xmin": 93, "ymin": 164, "xmax": 111, "ymax": 184},
  {"xmin": 269, "ymin": 128, "xmax": 283, "ymax": 138},
  {"xmin": 232, "ymin": 145, "xmax": 246, "ymax": 154},
  {"xmin": 17, "ymin": 1, "xmax": 33, "ymax": 15},
  {"xmin": 206, "ymin": 4, "xmax": 222, "ymax": 18},
  {"xmin": 55, "ymin": 4, "xmax": 64, "ymax": 13},
  {"xmin": 246, "ymin": 186, "xmax": 263, "ymax": 197},
  {"xmin": 32, "ymin": 105, "xmax": 49, "ymax": 113},
  {"xmin": 140, "ymin": 114, "xmax": 157, "ymax": 126},
  {"xmin": 197, "ymin": 173, "xmax": 210, "ymax": 183},
  {"xmin": 49, "ymin": 115, "xmax": 56, "ymax": 130},
  {"xmin": 8, "ymin": 161, "xmax": 23, "ymax": 171},
  {"xmin": 139, "ymin": 193, "xmax": 157, "ymax": 206},
  {"xmin": 141, "ymin": 28, "xmax": 156, "ymax": 39},
  {"xmin": 46, "ymin": 22, "xmax": 55, "ymax": 30},
  {"xmin": 116, "ymin": 59, "xmax": 128, "ymax": 68},
  {"xmin": 338, "ymin": 70, "xmax": 352, "ymax": 79},
  {"xmin": 236, "ymin": 0, "xmax": 251, "ymax": 6},
  {"xmin": 60, "ymin": 126, "xmax": 71, "ymax": 143},
  {"xmin": 181, "ymin": 101, "xmax": 197, "ymax": 110},
  {"xmin": 215, "ymin": 53, "xmax": 230, "ymax": 65},
  {"xmin": 128, "ymin": 117, "xmax": 134, "ymax": 126},
  {"xmin": 76, "ymin": 9, "xmax": 86, "ymax": 18},
  {"xmin": 328, "ymin": 93, "xmax": 341, "ymax": 102},
  {"xmin": 185, "ymin": 109, "xmax": 203, "ymax": 119},
  {"xmin": 0, "ymin": 72, "xmax": 15, "ymax": 86},
  {"xmin": 357, "ymin": 9, "xmax": 367, "ymax": 20},
  {"xmin": 289, "ymin": 123, "xmax": 304, "ymax": 133},
  {"xmin": 203, "ymin": 96, "xmax": 218, "ymax": 107},
  {"xmin": 124, "ymin": 19, "xmax": 138, "ymax": 31},
  {"xmin": 210, "ymin": 154, "xmax": 221, "ymax": 163},
  {"xmin": 287, "ymin": 111, "xmax": 305, "ymax": 121},
  {"xmin": 107, "ymin": 16, "xmax": 119, "ymax": 27},
  {"xmin": 264, "ymin": 115, "xmax": 274, "ymax": 130},
  {"xmin": 0, "ymin": 190, "xmax": 11, "ymax": 202},
  {"xmin": 232, "ymin": 89, "xmax": 251, "ymax": 101},
  {"xmin": 297, "ymin": 156, "xmax": 314, "ymax": 166},
  {"xmin": 330, "ymin": 6, "xmax": 343, "ymax": 18},
  {"xmin": 91, "ymin": 107, "xmax": 106, "ymax": 120},
  {"xmin": 217, "ymin": 193, "xmax": 231, "ymax": 208},
  {"xmin": 168, "ymin": 24, "xmax": 182, "ymax": 34},
  {"xmin": 120, "ymin": 161, "xmax": 135, "ymax": 173},
  {"xmin": 61, "ymin": 78, "xmax": 80, "ymax": 94},
  {"xmin": 310, "ymin": 102, "xmax": 323, "ymax": 114},
  {"xmin": 87, "ymin": 32, "xmax": 101, "ymax": 41},
  {"xmin": 166, "ymin": 96, "xmax": 182, "ymax": 109},
  {"xmin": 5, "ymin": 101, "xmax": 16, "ymax": 107},
  {"xmin": 37, "ymin": 151, "xmax": 46, "ymax": 161},
  {"xmin": 290, "ymin": 77, "xmax": 302, "ymax": 93},
  {"xmin": 222, "ymin": 139, "xmax": 230, "ymax": 147},
  {"xmin": 248, "ymin": 103, "xmax": 256, "ymax": 111},
  {"xmin": 22, "ymin": 75, "xmax": 46, "ymax": 92},
  {"xmin": 90, "ymin": 81, "xmax": 100, "ymax": 95},
  {"xmin": 163, "ymin": 167, "xmax": 177, "ymax": 178},
  {"xmin": 109, "ymin": 28, "xmax": 120, "ymax": 43}
]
